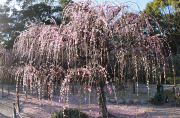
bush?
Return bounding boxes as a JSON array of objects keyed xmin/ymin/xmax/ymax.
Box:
[
  {"xmin": 50, "ymin": 108, "xmax": 88, "ymax": 118},
  {"xmin": 164, "ymin": 89, "xmax": 172, "ymax": 96},
  {"xmin": 166, "ymin": 76, "xmax": 180, "ymax": 84}
]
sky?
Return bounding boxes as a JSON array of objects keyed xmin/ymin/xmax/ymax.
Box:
[
  {"xmin": 73, "ymin": 0, "xmax": 153, "ymax": 11},
  {"xmin": 0, "ymin": 0, "xmax": 153, "ymax": 11},
  {"xmin": 0, "ymin": 0, "xmax": 6, "ymax": 4}
]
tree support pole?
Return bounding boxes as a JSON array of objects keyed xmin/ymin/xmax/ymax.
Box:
[
  {"xmin": 13, "ymin": 102, "xmax": 16, "ymax": 118},
  {"xmin": 16, "ymin": 93, "xmax": 20, "ymax": 113},
  {"xmin": 2, "ymin": 86, "xmax": 4, "ymax": 97},
  {"xmin": 8, "ymin": 85, "xmax": 10, "ymax": 95}
]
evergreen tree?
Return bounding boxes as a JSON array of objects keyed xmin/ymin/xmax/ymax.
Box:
[
  {"xmin": 144, "ymin": 0, "xmax": 180, "ymax": 54},
  {"xmin": 0, "ymin": 1, "xmax": 66, "ymax": 49}
]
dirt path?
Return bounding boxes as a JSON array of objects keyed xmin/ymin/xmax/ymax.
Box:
[
  {"xmin": 0, "ymin": 85, "xmax": 31, "ymax": 118},
  {"xmin": 0, "ymin": 94, "xmax": 16, "ymax": 118},
  {"xmin": 0, "ymin": 84, "xmax": 180, "ymax": 118}
]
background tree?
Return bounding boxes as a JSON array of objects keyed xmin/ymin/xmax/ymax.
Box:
[
  {"xmin": 59, "ymin": 0, "xmax": 74, "ymax": 8},
  {"xmin": 0, "ymin": 0, "xmax": 71, "ymax": 49},
  {"xmin": 0, "ymin": 44, "xmax": 13, "ymax": 88},
  {"xmin": 144, "ymin": 0, "xmax": 180, "ymax": 54},
  {"xmin": 12, "ymin": 1, "xmax": 171, "ymax": 118},
  {"xmin": 15, "ymin": 3, "xmax": 63, "ymax": 25},
  {"xmin": 0, "ymin": 5, "xmax": 14, "ymax": 47}
]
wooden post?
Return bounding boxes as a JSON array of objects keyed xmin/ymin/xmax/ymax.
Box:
[
  {"xmin": 16, "ymin": 93, "xmax": 20, "ymax": 113},
  {"xmin": 165, "ymin": 95, "xmax": 168, "ymax": 103},
  {"xmin": 2, "ymin": 85, "xmax": 4, "ymax": 97},
  {"xmin": 8, "ymin": 75, "xmax": 10, "ymax": 95},
  {"xmin": 13, "ymin": 102, "xmax": 16, "ymax": 118},
  {"xmin": 173, "ymin": 87, "xmax": 175, "ymax": 95},
  {"xmin": 8, "ymin": 85, "xmax": 10, "ymax": 95},
  {"xmin": 53, "ymin": 84, "xmax": 55, "ymax": 95},
  {"xmin": 36, "ymin": 86, "xmax": 38, "ymax": 98},
  {"xmin": 56, "ymin": 78, "xmax": 58, "ymax": 90},
  {"xmin": 31, "ymin": 84, "xmax": 33, "ymax": 97},
  {"xmin": 25, "ymin": 86, "xmax": 27, "ymax": 99}
]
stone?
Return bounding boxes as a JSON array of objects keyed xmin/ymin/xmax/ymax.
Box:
[
  {"xmin": 109, "ymin": 98, "xmax": 116, "ymax": 103},
  {"xmin": 133, "ymin": 99, "xmax": 139, "ymax": 104},
  {"xmin": 140, "ymin": 99, "xmax": 148, "ymax": 104},
  {"xmin": 125, "ymin": 99, "xmax": 133, "ymax": 104},
  {"xmin": 117, "ymin": 99, "xmax": 124, "ymax": 104}
]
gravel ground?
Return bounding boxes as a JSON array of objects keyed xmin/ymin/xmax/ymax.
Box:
[{"xmin": 0, "ymin": 83, "xmax": 180, "ymax": 118}]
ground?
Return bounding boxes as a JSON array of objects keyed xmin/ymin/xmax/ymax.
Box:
[{"xmin": 0, "ymin": 83, "xmax": 180, "ymax": 118}]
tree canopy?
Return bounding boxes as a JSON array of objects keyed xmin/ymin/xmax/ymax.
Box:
[
  {"xmin": 0, "ymin": 3, "xmax": 63, "ymax": 49},
  {"xmin": 0, "ymin": 5, "xmax": 13, "ymax": 45},
  {"xmin": 144, "ymin": 0, "xmax": 180, "ymax": 54},
  {"xmin": 12, "ymin": 1, "xmax": 171, "ymax": 117},
  {"xmin": 59, "ymin": 0, "xmax": 74, "ymax": 8}
]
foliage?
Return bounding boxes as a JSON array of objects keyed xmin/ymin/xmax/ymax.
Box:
[
  {"xmin": 50, "ymin": 108, "xmax": 88, "ymax": 118},
  {"xmin": 13, "ymin": 1, "xmax": 169, "ymax": 85},
  {"xmin": 164, "ymin": 89, "xmax": 180, "ymax": 101},
  {"xmin": 0, "ymin": 45, "xmax": 12, "ymax": 67},
  {"xmin": 166, "ymin": 53, "xmax": 180, "ymax": 76},
  {"xmin": 0, "ymin": 44, "xmax": 13, "ymax": 84},
  {"xmin": 176, "ymin": 93, "xmax": 180, "ymax": 100},
  {"xmin": 59, "ymin": 0, "xmax": 74, "ymax": 8},
  {"xmin": 0, "ymin": 5, "xmax": 14, "ymax": 46},
  {"xmin": 17, "ymin": 3, "xmax": 63, "ymax": 25},
  {"xmin": 171, "ymin": 53, "xmax": 180, "ymax": 76},
  {"xmin": 0, "ymin": 1, "xmax": 66, "ymax": 49},
  {"xmin": 166, "ymin": 76, "xmax": 180, "ymax": 84},
  {"xmin": 164, "ymin": 89, "xmax": 172, "ymax": 96},
  {"xmin": 144, "ymin": 0, "xmax": 180, "ymax": 54}
]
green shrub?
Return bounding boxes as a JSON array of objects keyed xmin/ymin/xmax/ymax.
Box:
[
  {"xmin": 164, "ymin": 89, "xmax": 173, "ymax": 97},
  {"xmin": 166, "ymin": 77, "xmax": 175, "ymax": 84},
  {"xmin": 50, "ymin": 108, "xmax": 88, "ymax": 118},
  {"xmin": 166, "ymin": 77, "xmax": 180, "ymax": 84},
  {"xmin": 176, "ymin": 94, "xmax": 180, "ymax": 100}
]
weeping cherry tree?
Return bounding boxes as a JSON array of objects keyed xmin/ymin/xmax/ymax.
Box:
[{"xmin": 12, "ymin": 0, "xmax": 171, "ymax": 117}]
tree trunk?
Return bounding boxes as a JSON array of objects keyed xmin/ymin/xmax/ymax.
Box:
[
  {"xmin": 97, "ymin": 84, "xmax": 117, "ymax": 118},
  {"xmin": 98, "ymin": 85, "xmax": 108, "ymax": 118}
]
